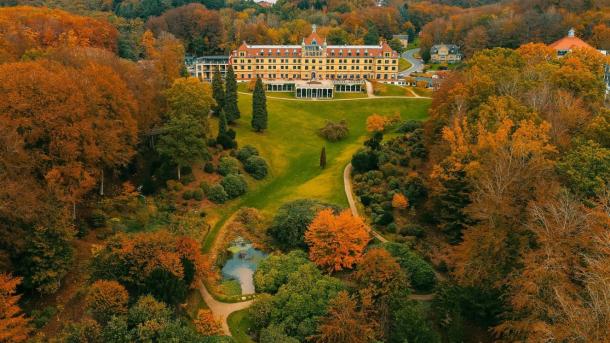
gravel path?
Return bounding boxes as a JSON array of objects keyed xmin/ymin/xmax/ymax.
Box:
[{"xmin": 198, "ymin": 281, "xmax": 254, "ymax": 335}]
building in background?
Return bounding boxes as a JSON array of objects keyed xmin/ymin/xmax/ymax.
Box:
[
  {"xmin": 186, "ymin": 56, "xmax": 230, "ymax": 81},
  {"xmin": 230, "ymin": 25, "xmax": 399, "ymax": 83},
  {"xmin": 550, "ymin": 28, "xmax": 610, "ymax": 95},
  {"xmin": 430, "ymin": 44, "xmax": 462, "ymax": 64}
]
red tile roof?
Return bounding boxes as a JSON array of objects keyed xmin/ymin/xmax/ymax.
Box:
[{"xmin": 549, "ymin": 36, "xmax": 595, "ymax": 51}]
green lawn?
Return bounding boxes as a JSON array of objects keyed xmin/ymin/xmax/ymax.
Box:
[
  {"xmin": 228, "ymin": 309, "xmax": 255, "ymax": 343},
  {"xmin": 399, "ymin": 57, "xmax": 412, "ymax": 72},
  {"xmin": 375, "ymin": 84, "xmax": 410, "ymax": 97},
  {"xmin": 203, "ymin": 94, "xmax": 430, "ymax": 252}
]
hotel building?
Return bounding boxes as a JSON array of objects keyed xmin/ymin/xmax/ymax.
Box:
[{"xmin": 229, "ymin": 25, "xmax": 400, "ymax": 83}]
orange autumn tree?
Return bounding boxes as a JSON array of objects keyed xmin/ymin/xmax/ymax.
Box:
[
  {"xmin": 85, "ymin": 280, "xmax": 129, "ymax": 324},
  {"xmin": 313, "ymin": 290, "xmax": 377, "ymax": 343},
  {"xmin": 194, "ymin": 309, "xmax": 223, "ymax": 336},
  {"xmin": 305, "ymin": 209, "xmax": 371, "ymax": 272},
  {"xmin": 392, "ymin": 193, "xmax": 409, "ymax": 210},
  {"xmin": 366, "ymin": 114, "xmax": 388, "ymax": 132},
  {"xmin": 0, "ymin": 274, "xmax": 31, "ymax": 342}
]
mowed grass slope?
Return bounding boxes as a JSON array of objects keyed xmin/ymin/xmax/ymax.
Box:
[
  {"xmin": 234, "ymin": 94, "xmax": 430, "ymax": 212},
  {"xmin": 202, "ymin": 93, "xmax": 430, "ymax": 251}
]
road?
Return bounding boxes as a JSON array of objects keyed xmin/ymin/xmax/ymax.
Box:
[{"xmin": 399, "ymin": 48, "xmax": 424, "ymax": 77}]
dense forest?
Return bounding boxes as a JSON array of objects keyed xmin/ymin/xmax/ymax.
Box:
[{"xmin": 0, "ymin": 0, "xmax": 609, "ymax": 342}]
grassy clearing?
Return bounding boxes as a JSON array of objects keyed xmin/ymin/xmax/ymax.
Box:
[
  {"xmin": 202, "ymin": 94, "xmax": 430, "ymax": 252},
  {"xmin": 375, "ymin": 84, "xmax": 411, "ymax": 97},
  {"xmin": 228, "ymin": 309, "xmax": 255, "ymax": 343},
  {"xmin": 411, "ymin": 87, "xmax": 433, "ymax": 97},
  {"xmin": 399, "ymin": 57, "xmax": 412, "ymax": 71},
  {"xmin": 218, "ymin": 279, "xmax": 242, "ymax": 297}
]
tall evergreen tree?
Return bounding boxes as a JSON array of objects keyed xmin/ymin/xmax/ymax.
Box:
[
  {"xmin": 211, "ymin": 68, "xmax": 224, "ymax": 115},
  {"xmin": 217, "ymin": 109, "xmax": 227, "ymax": 139},
  {"xmin": 216, "ymin": 109, "xmax": 237, "ymax": 149},
  {"xmin": 224, "ymin": 65, "xmax": 240, "ymax": 123},
  {"xmin": 320, "ymin": 146, "xmax": 327, "ymax": 169},
  {"xmin": 251, "ymin": 77, "xmax": 268, "ymax": 132}
]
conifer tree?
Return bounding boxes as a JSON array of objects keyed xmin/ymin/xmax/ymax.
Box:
[
  {"xmin": 251, "ymin": 77, "xmax": 268, "ymax": 132},
  {"xmin": 217, "ymin": 109, "xmax": 227, "ymax": 139},
  {"xmin": 211, "ymin": 68, "xmax": 224, "ymax": 115},
  {"xmin": 216, "ymin": 109, "xmax": 237, "ymax": 149},
  {"xmin": 224, "ymin": 65, "xmax": 240, "ymax": 123},
  {"xmin": 320, "ymin": 147, "xmax": 327, "ymax": 169}
]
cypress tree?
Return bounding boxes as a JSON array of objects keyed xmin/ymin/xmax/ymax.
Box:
[
  {"xmin": 217, "ymin": 109, "xmax": 227, "ymax": 139},
  {"xmin": 224, "ymin": 65, "xmax": 240, "ymax": 123},
  {"xmin": 211, "ymin": 68, "xmax": 224, "ymax": 115},
  {"xmin": 320, "ymin": 146, "xmax": 326, "ymax": 169},
  {"xmin": 251, "ymin": 77, "xmax": 268, "ymax": 132}
]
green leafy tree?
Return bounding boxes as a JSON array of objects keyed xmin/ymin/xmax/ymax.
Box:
[
  {"xmin": 389, "ymin": 37, "xmax": 405, "ymax": 53},
  {"xmin": 389, "ymin": 293, "xmax": 440, "ymax": 343},
  {"xmin": 364, "ymin": 25, "xmax": 380, "ymax": 45},
  {"xmin": 211, "ymin": 68, "xmax": 224, "ymax": 114},
  {"xmin": 249, "ymin": 263, "xmax": 345, "ymax": 341},
  {"xmin": 252, "ymin": 77, "xmax": 268, "ymax": 132},
  {"xmin": 157, "ymin": 114, "xmax": 208, "ymax": 180},
  {"xmin": 267, "ymin": 199, "xmax": 339, "ymax": 251},
  {"xmin": 19, "ymin": 224, "xmax": 74, "ymax": 295},
  {"xmin": 224, "ymin": 65, "xmax": 240, "ymax": 123},
  {"xmin": 254, "ymin": 250, "xmax": 309, "ymax": 294},
  {"xmin": 558, "ymin": 140, "xmax": 610, "ymax": 197}
]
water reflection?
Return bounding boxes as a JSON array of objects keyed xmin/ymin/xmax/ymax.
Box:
[{"xmin": 221, "ymin": 237, "xmax": 266, "ymax": 294}]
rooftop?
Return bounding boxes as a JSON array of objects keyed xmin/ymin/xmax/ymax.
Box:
[{"xmin": 549, "ymin": 28, "xmax": 596, "ymax": 51}]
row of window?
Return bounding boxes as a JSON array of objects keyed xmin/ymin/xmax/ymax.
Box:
[
  {"xmin": 235, "ymin": 58, "xmax": 397, "ymax": 64},
  {"xmin": 247, "ymin": 65, "xmax": 397, "ymax": 71},
  {"xmin": 239, "ymin": 51, "xmax": 392, "ymax": 58},
  {"xmin": 236, "ymin": 73, "xmax": 396, "ymax": 80}
]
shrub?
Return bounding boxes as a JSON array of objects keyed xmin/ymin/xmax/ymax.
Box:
[
  {"xmin": 396, "ymin": 120, "xmax": 422, "ymax": 133},
  {"xmin": 318, "ymin": 120, "xmax": 349, "ymax": 141},
  {"xmin": 218, "ymin": 156, "xmax": 240, "ymax": 176},
  {"xmin": 203, "ymin": 162, "xmax": 215, "ymax": 173},
  {"xmin": 384, "ymin": 242, "xmax": 437, "ymax": 292},
  {"xmin": 351, "ymin": 149, "xmax": 378, "ymax": 173},
  {"xmin": 244, "ymin": 156, "xmax": 269, "ymax": 180},
  {"xmin": 220, "ymin": 174, "xmax": 248, "ymax": 199},
  {"xmin": 236, "ymin": 145, "xmax": 259, "ymax": 162},
  {"xmin": 192, "ymin": 189, "xmax": 204, "ymax": 201},
  {"xmin": 207, "ymin": 184, "xmax": 229, "ymax": 204},
  {"xmin": 182, "ymin": 190, "xmax": 193, "ymax": 200},
  {"xmin": 199, "ymin": 181, "xmax": 211, "ymax": 194}
]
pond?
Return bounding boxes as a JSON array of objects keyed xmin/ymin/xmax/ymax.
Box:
[{"xmin": 221, "ymin": 237, "xmax": 267, "ymax": 295}]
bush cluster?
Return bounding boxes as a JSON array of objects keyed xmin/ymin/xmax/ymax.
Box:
[
  {"xmin": 218, "ymin": 156, "xmax": 240, "ymax": 176},
  {"xmin": 244, "ymin": 156, "xmax": 268, "ymax": 180},
  {"xmin": 318, "ymin": 120, "xmax": 349, "ymax": 142},
  {"xmin": 220, "ymin": 174, "xmax": 248, "ymax": 198},
  {"xmin": 206, "ymin": 184, "xmax": 229, "ymax": 203}
]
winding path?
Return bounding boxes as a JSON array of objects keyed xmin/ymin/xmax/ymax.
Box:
[
  {"xmin": 199, "ymin": 282, "xmax": 253, "ymax": 335},
  {"xmin": 343, "ymin": 163, "xmax": 388, "ymax": 243}
]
